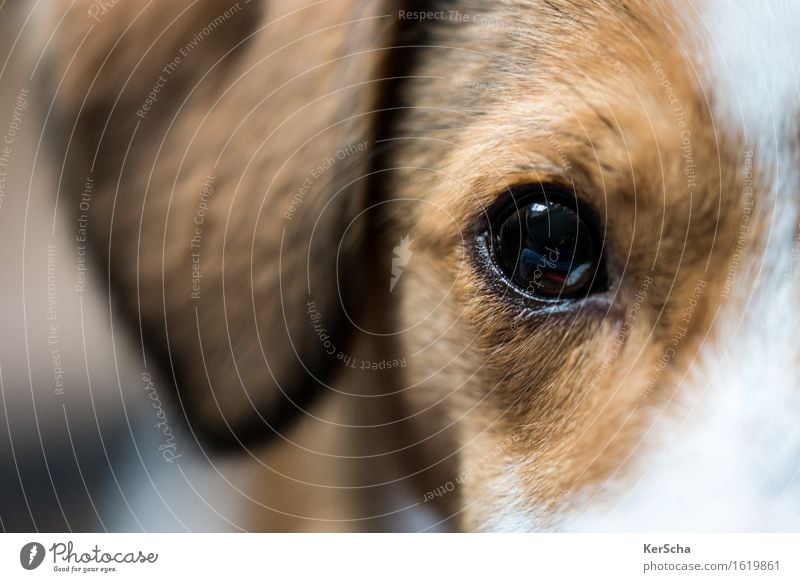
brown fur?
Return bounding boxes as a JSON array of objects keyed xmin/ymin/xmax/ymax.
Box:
[{"xmin": 48, "ymin": 0, "xmax": 772, "ymax": 530}]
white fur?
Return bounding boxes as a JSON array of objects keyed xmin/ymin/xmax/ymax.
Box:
[{"xmin": 481, "ymin": 470, "xmax": 542, "ymax": 532}]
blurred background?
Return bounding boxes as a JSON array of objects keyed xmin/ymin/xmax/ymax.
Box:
[{"xmin": 0, "ymin": 1, "xmax": 256, "ymax": 533}]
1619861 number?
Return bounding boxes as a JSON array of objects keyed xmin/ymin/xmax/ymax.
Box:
[{"xmin": 736, "ymin": 561, "xmax": 780, "ymax": 571}]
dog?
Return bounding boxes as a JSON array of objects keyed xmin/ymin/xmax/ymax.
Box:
[{"xmin": 43, "ymin": 0, "xmax": 800, "ymax": 531}]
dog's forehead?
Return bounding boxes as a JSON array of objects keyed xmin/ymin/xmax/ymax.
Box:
[
  {"xmin": 543, "ymin": 0, "xmax": 800, "ymax": 153},
  {"xmin": 410, "ymin": 0, "xmax": 800, "ymax": 221}
]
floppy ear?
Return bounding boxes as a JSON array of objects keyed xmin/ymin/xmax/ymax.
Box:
[{"xmin": 49, "ymin": 0, "xmax": 403, "ymax": 447}]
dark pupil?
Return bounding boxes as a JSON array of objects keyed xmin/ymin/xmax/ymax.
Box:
[{"xmin": 494, "ymin": 200, "xmax": 596, "ymax": 297}]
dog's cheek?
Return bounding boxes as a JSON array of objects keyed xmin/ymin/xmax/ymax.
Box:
[{"xmin": 454, "ymin": 306, "xmax": 669, "ymax": 530}]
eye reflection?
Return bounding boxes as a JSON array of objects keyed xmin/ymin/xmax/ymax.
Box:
[{"xmin": 490, "ymin": 190, "xmax": 601, "ymax": 298}]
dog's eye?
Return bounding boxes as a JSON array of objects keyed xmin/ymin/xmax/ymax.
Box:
[{"xmin": 489, "ymin": 186, "xmax": 604, "ymax": 299}]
